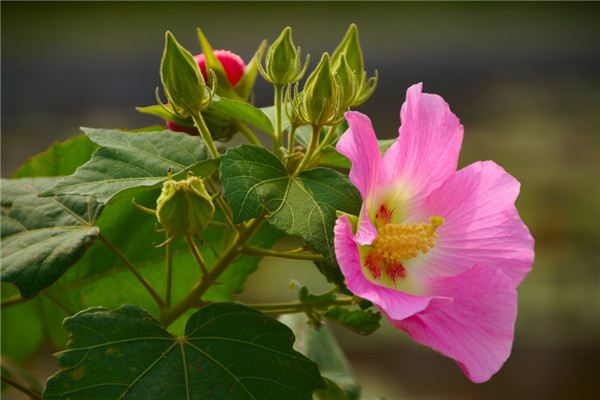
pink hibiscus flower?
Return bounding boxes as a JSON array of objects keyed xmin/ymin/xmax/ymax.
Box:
[{"xmin": 334, "ymin": 83, "xmax": 534, "ymax": 383}]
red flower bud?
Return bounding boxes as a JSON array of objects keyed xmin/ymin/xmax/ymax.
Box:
[
  {"xmin": 194, "ymin": 50, "xmax": 245, "ymax": 86},
  {"xmin": 166, "ymin": 120, "xmax": 198, "ymax": 136}
]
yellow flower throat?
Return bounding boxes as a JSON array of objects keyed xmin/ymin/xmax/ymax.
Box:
[{"xmin": 364, "ymin": 214, "xmax": 444, "ymax": 284}]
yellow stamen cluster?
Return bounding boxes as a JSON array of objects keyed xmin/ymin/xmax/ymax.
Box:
[{"xmin": 372, "ymin": 216, "xmax": 444, "ymax": 261}]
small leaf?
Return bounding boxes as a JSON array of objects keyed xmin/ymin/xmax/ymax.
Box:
[
  {"xmin": 234, "ymin": 40, "xmax": 266, "ymax": 99},
  {"xmin": 280, "ymin": 314, "xmax": 360, "ymax": 400},
  {"xmin": 325, "ymin": 307, "xmax": 381, "ymax": 336},
  {"xmin": 42, "ymin": 128, "xmax": 218, "ymax": 204},
  {"xmin": 0, "ymin": 178, "xmax": 102, "ymax": 297},
  {"xmin": 136, "ymin": 104, "xmax": 194, "ymax": 127},
  {"xmin": 221, "ymin": 145, "xmax": 361, "ymax": 283},
  {"xmin": 44, "ymin": 303, "xmax": 324, "ymax": 399}
]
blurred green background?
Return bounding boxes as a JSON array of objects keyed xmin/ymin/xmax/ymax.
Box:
[{"xmin": 2, "ymin": 2, "xmax": 599, "ymax": 399}]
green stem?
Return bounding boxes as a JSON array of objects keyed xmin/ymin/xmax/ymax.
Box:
[
  {"xmin": 242, "ymin": 245, "xmax": 324, "ymax": 261},
  {"xmin": 191, "ymin": 112, "xmax": 220, "ymax": 158},
  {"xmin": 0, "ymin": 294, "xmax": 28, "ymax": 308},
  {"xmin": 185, "ymin": 235, "xmax": 208, "ymax": 276},
  {"xmin": 307, "ymin": 123, "xmax": 340, "ymax": 168},
  {"xmin": 99, "ymin": 234, "xmax": 165, "ymax": 309},
  {"xmin": 165, "ymin": 240, "xmax": 173, "ymax": 308},
  {"xmin": 293, "ymin": 125, "xmax": 321, "ymax": 176},
  {"xmin": 1, "ymin": 375, "xmax": 42, "ymax": 400},
  {"xmin": 248, "ymin": 296, "xmax": 355, "ymax": 315},
  {"xmin": 286, "ymin": 125, "xmax": 298, "ymax": 155},
  {"xmin": 274, "ymin": 85, "xmax": 284, "ymax": 157},
  {"xmin": 237, "ymin": 122, "xmax": 262, "ymax": 146},
  {"xmin": 161, "ymin": 215, "xmax": 266, "ymax": 326}
]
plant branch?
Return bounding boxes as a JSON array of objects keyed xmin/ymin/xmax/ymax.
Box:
[
  {"xmin": 247, "ymin": 296, "xmax": 355, "ymax": 315},
  {"xmin": 242, "ymin": 245, "xmax": 324, "ymax": 261},
  {"xmin": 191, "ymin": 112, "xmax": 220, "ymax": 158},
  {"xmin": 1, "ymin": 375, "xmax": 42, "ymax": 399},
  {"xmin": 161, "ymin": 215, "xmax": 266, "ymax": 326},
  {"xmin": 99, "ymin": 234, "xmax": 165, "ymax": 309},
  {"xmin": 273, "ymin": 85, "xmax": 284, "ymax": 157},
  {"xmin": 293, "ymin": 125, "xmax": 321, "ymax": 175},
  {"xmin": 0, "ymin": 294, "xmax": 29, "ymax": 308},
  {"xmin": 165, "ymin": 240, "xmax": 173, "ymax": 308},
  {"xmin": 185, "ymin": 235, "xmax": 208, "ymax": 276}
]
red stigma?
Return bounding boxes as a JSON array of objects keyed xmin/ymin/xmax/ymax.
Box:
[
  {"xmin": 364, "ymin": 252, "xmax": 382, "ymax": 280},
  {"xmin": 195, "ymin": 50, "xmax": 246, "ymax": 86},
  {"xmin": 376, "ymin": 204, "xmax": 394, "ymax": 225},
  {"xmin": 386, "ymin": 261, "xmax": 407, "ymax": 284}
]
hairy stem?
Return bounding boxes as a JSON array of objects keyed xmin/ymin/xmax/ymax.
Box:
[
  {"xmin": 185, "ymin": 235, "xmax": 208, "ymax": 276},
  {"xmin": 287, "ymin": 125, "xmax": 298, "ymax": 154},
  {"xmin": 247, "ymin": 296, "xmax": 355, "ymax": 315},
  {"xmin": 1, "ymin": 375, "xmax": 42, "ymax": 400},
  {"xmin": 99, "ymin": 234, "xmax": 165, "ymax": 309},
  {"xmin": 293, "ymin": 125, "xmax": 321, "ymax": 175},
  {"xmin": 161, "ymin": 215, "xmax": 266, "ymax": 326},
  {"xmin": 273, "ymin": 85, "xmax": 284, "ymax": 157},
  {"xmin": 0, "ymin": 294, "xmax": 28, "ymax": 308},
  {"xmin": 191, "ymin": 112, "xmax": 220, "ymax": 158},
  {"xmin": 165, "ymin": 240, "xmax": 173, "ymax": 308},
  {"xmin": 242, "ymin": 245, "xmax": 324, "ymax": 261}
]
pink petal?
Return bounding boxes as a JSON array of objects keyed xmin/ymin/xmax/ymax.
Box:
[
  {"xmin": 354, "ymin": 206, "xmax": 378, "ymax": 246},
  {"xmin": 337, "ymin": 111, "xmax": 383, "ymax": 200},
  {"xmin": 394, "ymin": 266, "xmax": 518, "ymax": 383},
  {"xmin": 334, "ymin": 215, "xmax": 444, "ymax": 320},
  {"xmin": 420, "ymin": 161, "xmax": 534, "ymax": 286},
  {"xmin": 383, "ymin": 83, "xmax": 464, "ymax": 208}
]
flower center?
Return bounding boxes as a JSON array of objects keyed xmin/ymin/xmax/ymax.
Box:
[
  {"xmin": 372, "ymin": 216, "xmax": 444, "ymax": 261},
  {"xmin": 362, "ymin": 216, "xmax": 444, "ymax": 287}
]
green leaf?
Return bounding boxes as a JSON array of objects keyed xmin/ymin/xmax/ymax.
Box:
[
  {"xmin": 45, "ymin": 303, "xmax": 324, "ymax": 399},
  {"xmin": 197, "ymin": 28, "xmax": 235, "ymax": 95},
  {"xmin": 41, "ymin": 128, "xmax": 218, "ymax": 204},
  {"xmin": 209, "ymin": 96, "xmax": 274, "ymax": 135},
  {"xmin": 137, "ymin": 96, "xmax": 273, "ymax": 136},
  {"xmin": 221, "ymin": 145, "xmax": 361, "ymax": 283},
  {"xmin": 13, "ymin": 135, "xmax": 98, "ymax": 178},
  {"xmin": 0, "ymin": 178, "xmax": 102, "ymax": 297},
  {"xmin": 280, "ymin": 314, "xmax": 360, "ymax": 400},
  {"xmin": 325, "ymin": 307, "xmax": 381, "ymax": 336}
]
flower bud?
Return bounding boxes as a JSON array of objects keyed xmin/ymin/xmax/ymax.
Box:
[
  {"xmin": 334, "ymin": 55, "xmax": 358, "ymax": 110},
  {"xmin": 161, "ymin": 31, "xmax": 213, "ymax": 117},
  {"xmin": 290, "ymin": 53, "xmax": 342, "ymax": 127},
  {"xmin": 156, "ymin": 174, "xmax": 215, "ymax": 238},
  {"xmin": 195, "ymin": 50, "xmax": 245, "ymax": 87},
  {"xmin": 331, "ymin": 24, "xmax": 378, "ymax": 107},
  {"xmin": 259, "ymin": 27, "xmax": 309, "ymax": 87}
]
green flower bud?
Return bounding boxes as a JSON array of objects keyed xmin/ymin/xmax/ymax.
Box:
[
  {"xmin": 334, "ymin": 55, "xmax": 358, "ymax": 110},
  {"xmin": 296, "ymin": 53, "xmax": 342, "ymax": 127},
  {"xmin": 156, "ymin": 174, "xmax": 215, "ymax": 238},
  {"xmin": 259, "ymin": 27, "xmax": 309, "ymax": 87},
  {"xmin": 331, "ymin": 24, "xmax": 378, "ymax": 107},
  {"xmin": 161, "ymin": 31, "xmax": 213, "ymax": 117}
]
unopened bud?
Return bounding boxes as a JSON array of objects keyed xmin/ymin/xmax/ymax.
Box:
[
  {"xmin": 289, "ymin": 53, "xmax": 342, "ymax": 127},
  {"xmin": 156, "ymin": 174, "xmax": 215, "ymax": 237},
  {"xmin": 331, "ymin": 24, "xmax": 378, "ymax": 107},
  {"xmin": 161, "ymin": 31, "xmax": 213, "ymax": 116},
  {"xmin": 260, "ymin": 27, "xmax": 309, "ymax": 87}
]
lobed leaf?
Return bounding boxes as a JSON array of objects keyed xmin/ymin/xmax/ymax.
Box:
[
  {"xmin": 220, "ymin": 145, "xmax": 361, "ymax": 284},
  {"xmin": 0, "ymin": 178, "xmax": 102, "ymax": 297},
  {"xmin": 41, "ymin": 128, "xmax": 218, "ymax": 204},
  {"xmin": 44, "ymin": 303, "xmax": 324, "ymax": 399}
]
